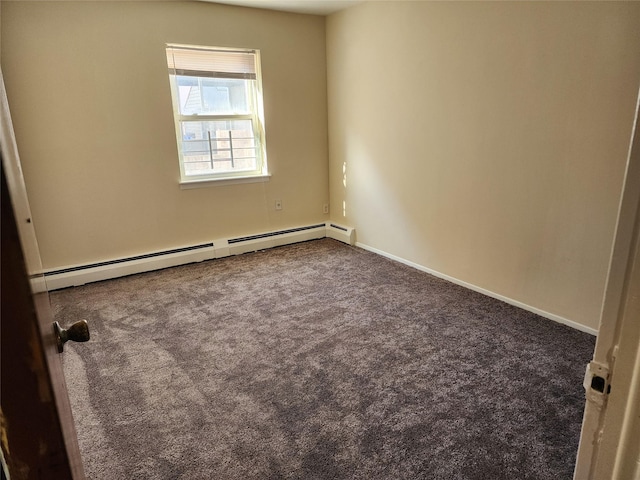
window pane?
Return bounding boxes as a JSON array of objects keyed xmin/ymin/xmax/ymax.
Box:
[
  {"xmin": 176, "ymin": 76, "xmax": 251, "ymax": 116},
  {"xmin": 180, "ymin": 120, "xmax": 258, "ymax": 176}
]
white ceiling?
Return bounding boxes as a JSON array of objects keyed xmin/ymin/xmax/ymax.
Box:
[{"xmin": 200, "ymin": 0, "xmax": 363, "ymax": 16}]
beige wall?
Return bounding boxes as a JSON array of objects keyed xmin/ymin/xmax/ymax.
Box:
[
  {"xmin": 327, "ymin": 1, "xmax": 640, "ymax": 331},
  {"xmin": 4, "ymin": 0, "xmax": 640, "ymax": 331},
  {"xmin": 1, "ymin": 1, "xmax": 329, "ymax": 268}
]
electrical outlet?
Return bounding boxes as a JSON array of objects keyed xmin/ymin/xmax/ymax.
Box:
[
  {"xmin": 323, "ymin": 204, "xmax": 329, "ymax": 214},
  {"xmin": 275, "ymin": 199, "xmax": 282, "ymax": 210}
]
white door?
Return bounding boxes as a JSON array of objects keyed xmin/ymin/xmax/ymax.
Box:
[{"xmin": 574, "ymin": 88, "xmax": 640, "ymax": 479}]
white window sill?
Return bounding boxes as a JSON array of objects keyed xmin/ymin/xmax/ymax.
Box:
[{"xmin": 180, "ymin": 173, "xmax": 271, "ymax": 189}]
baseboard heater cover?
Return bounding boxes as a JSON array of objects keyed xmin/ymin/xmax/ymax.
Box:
[
  {"xmin": 326, "ymin": 222, "xmax": 355, "ymax": 245},
  {"xmin": 45, "ymin": 243, "xmax": 215, "ymax": 276},
  {"xmin": 221, "ymin": 224, "xmax": 327, "ymax": 257},
  {"xmin": 228, "ymin": 224, "xmax": 326, "ymax": 244},
  {"xmin": 44, "ymin": 243, "xmax": 216, "ymax": 290},
  {"xmin": 44, "ymin": 223, "xmax": 355, "ymax": 290}
]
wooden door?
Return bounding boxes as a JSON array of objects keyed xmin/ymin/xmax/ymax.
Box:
[{"xmin": 1, "ymin": 70, "xmax": 85, "ymax": 479}]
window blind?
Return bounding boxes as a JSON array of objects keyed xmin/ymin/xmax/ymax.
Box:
[{"xmin": 166, "ymin": 45, "xmax": 257, "ymax": 80}]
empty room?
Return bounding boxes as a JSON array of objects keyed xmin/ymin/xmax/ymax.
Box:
[{"xmin": 2, "ymin": 0, "xmax": 640, "ymax": 479}]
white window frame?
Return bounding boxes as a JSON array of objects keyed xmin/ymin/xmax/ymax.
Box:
[{"xmin": 166, "ymin": 44, "xmax": 269, "ymax": 187}]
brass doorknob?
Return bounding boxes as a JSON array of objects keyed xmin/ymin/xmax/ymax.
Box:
[{"xmin": 54, "ymin": 320, "xmax": 90, "ymax": 353}]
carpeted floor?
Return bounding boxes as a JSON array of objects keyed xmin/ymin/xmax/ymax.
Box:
[{"xmin": 52, "ymin": 238, "xmax": 595, "ymax": 479}]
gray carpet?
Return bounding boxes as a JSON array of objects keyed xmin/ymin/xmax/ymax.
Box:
[{"xmin": 52, "ymin": 238, "xmax": 595, "ymax": 479}]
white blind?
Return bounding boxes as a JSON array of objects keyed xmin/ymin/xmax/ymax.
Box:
[{"xmin": 166, "ymin": 45, "xmax": 257, "ymax": 80}]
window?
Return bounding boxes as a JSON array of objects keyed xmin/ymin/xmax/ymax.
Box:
[{"xmin": 166, "ymin": 45, "xmax": 268, "ymax": 184}]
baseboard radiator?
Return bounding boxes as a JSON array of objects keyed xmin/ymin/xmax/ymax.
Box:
[{"xmin": 44, "ymin": 222, "xmax": 355, "ymax": 290}]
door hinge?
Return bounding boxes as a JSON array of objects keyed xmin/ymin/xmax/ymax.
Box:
[{"xmin": 583, "ymin": 361, "xmax": 612, "ymax": 407}]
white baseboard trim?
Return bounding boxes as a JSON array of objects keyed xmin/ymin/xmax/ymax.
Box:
[
  {"xmin": 44, "ymin": 222, "xmax": 355, "ymax": 290},
  {"xmin": 356, "ymin": 241, "xmax": 598, "ymax": 336}
]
